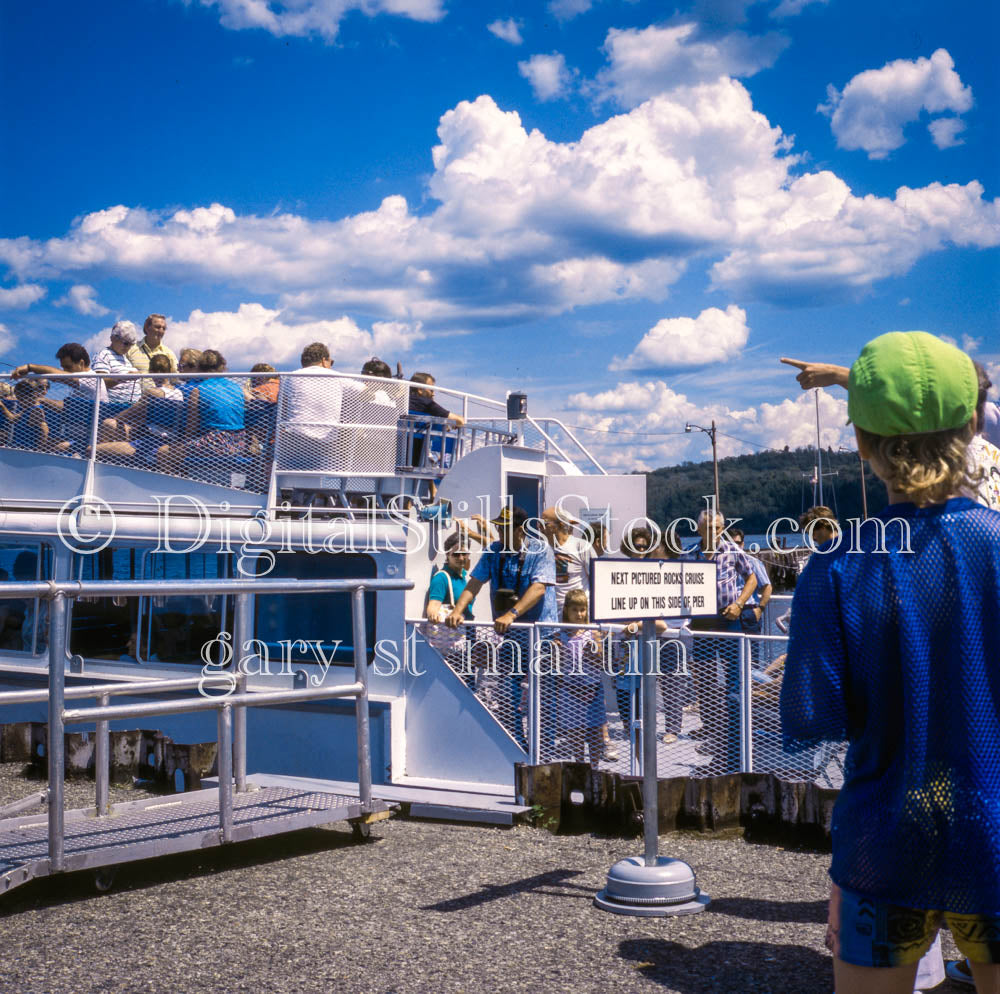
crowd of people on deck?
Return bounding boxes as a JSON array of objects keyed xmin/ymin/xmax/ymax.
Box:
[
  {"xmin": 0, "ymin": 317, "xmax": 465, "ymax": 482},
  {"xmin": 423, "ymin": 499, "xmax": 781, "ymax": 770}
]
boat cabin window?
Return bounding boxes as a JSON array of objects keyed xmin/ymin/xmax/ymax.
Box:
[
  {"xmin": 143, "ymin": 552, "xmax": 233, "ymax": 665},
  {"xmin": 71, "ymin": 547, "xmax": 141, "ymax": 661},
  {"xmin": 0, "ymin": 541, "xmax": 52, "ymax": 655},
  {"xmin": 254, "ymin": 553, "xmax": 377, "ymax": 666}
]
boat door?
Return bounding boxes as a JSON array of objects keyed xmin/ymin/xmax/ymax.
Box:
[{"xmin": 505, "ymin": 474, "xmax": 541, "ymax": 518}]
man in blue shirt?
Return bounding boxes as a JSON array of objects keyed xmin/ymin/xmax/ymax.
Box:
[
  {"xmin": 445, "ymin": 505, "xmax": 557, "ymax": 631},
  {"xmin": 446, "ymin": 505, "xmax": 556, "ymax": 747},
  {"xmin": 781, "ymin": 332, "xmax": 1000, "ymax": 994}
]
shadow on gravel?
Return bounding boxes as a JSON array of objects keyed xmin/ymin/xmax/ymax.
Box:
[
  {"xmin": 619, "ymin": 938, "xmax": 830, "ymax": 993},
  {"xmin": 707, "ymin": 897, "xmax": 827, "ymax": 923},
  {"xmin": 0, "ymin": 825, "xmax": 375, "ymax": 916},
  {"xmin": 421, "ymin": 868, "xmax": 592, "ymax": 912}
]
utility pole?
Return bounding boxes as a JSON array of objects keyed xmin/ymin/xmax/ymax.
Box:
[{"xmin": 686, "ymin": 421, "xmax": 720, "ymax": 511}]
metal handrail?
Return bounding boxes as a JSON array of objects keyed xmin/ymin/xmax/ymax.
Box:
[
  {"xmin": 524, "ymin": 416, "xmax": 607, "ymax": 476},
  {"xmin": 0, "ymin": 578, "xmax": 412, "ymax": 598},
  {"xmin": 9, "ymin": 575, "xmax": 412, "ymax": 872},
  {"xmin": 0, "ymin": 675, "xmax": 234, "ymax": 707}
]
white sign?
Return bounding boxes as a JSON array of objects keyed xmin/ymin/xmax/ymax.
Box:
[
  {"xmin": 589, "ymin": 558, "xmax": 718, "ymax": 622},
  {"xmin": 578, "ymin": 506, "xmax": 609, "ymax": 525}
]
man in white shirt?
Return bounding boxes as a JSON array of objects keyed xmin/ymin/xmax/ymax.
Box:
[
  {"xmin": 91, "ymin": 321, "xmax": 142, "ymax": 404},
  {"xmin": 276, "ymin": 341, "xmax": 344, "ymax": 511}
]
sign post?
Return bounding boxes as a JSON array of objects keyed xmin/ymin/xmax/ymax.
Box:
[{"xmin": 591, "ymin": 558, "xmax": 716, "ymax": 917}]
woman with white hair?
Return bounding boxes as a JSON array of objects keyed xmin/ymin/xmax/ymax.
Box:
[{"xmin": 91, "ymin": 320, "xmax": 142, "ymax": 406}]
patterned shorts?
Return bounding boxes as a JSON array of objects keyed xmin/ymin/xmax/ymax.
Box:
[
  {"xmin": 188, "ymin": 428, "xmax": 247, "ymax": 455},
  {"xmin": 827, "ymin": 883, "xmax": 1000, "ymax": 968}
]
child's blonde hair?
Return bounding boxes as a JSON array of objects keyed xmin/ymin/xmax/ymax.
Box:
[
  {"xmin": 857, "ymin": 422, "xmax": 979, "ymax": 507},
  {"xmin": 562, "ymin": 588, "xmax": 589, "ymax": 622}
]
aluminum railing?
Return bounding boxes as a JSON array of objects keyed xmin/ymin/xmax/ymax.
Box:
[
  {"xmin": 408, "ymin": 615, "xmax": 844, "ymax": 786},
  {"xmin": 0, "ymin": 576, "xmax": 412, "ymax": 873}
]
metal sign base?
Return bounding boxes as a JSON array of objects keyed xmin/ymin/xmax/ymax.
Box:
[
  {"xmin": 595, "ymin": 620, "xmax": 711, "ymax": 918},
  {"xmin": 595, "ymin": 855, "xmax": 710, "ymax": 917}
]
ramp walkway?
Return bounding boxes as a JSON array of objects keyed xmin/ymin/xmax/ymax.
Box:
[
  {"xmin": 0, "ymin": 575, "xmax": 411, "ymax": 897},
  {"xmin": 0, "ymin": 783, "xmax": 387, "ymax": 894},
  {"xmin": 219, "ymin": 772, "xmax": 532, "ymax": 826}
]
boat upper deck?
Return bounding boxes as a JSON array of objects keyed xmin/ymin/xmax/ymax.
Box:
[{"xmin": 0, "ymin": 369, "xmax": 606, "ymax": 517}]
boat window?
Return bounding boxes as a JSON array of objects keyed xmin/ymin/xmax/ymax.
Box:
[
  {"xmin": 0, "ymin": 542, "xmax": 52, "ymax": 655},
  {"xmin": 70, "ymin": 547, "xmax": 142, "ymax": 661},
  {"xmin": 143, "ymin": 551, "xmax": 233, "ymax": 665},
  {"xmin": 254, "ymin": 553, "xmax": 377, "ymax": 666}
]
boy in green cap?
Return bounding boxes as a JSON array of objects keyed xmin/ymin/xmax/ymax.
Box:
[{"xmin": 780, "ymin": 331, "xmax": 1000, "ymax": 994}]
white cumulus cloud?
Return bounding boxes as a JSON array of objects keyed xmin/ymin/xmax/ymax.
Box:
[
  {"xmin": 0, "ymin": 322, "xmax": 13, "ymax": 356},
  {"xmin": 594, "ymin": 23, "xmax": 789, "ymax": 107},
  {"xmin": 1, "ymin": 81, "xmax": 996, "ymax": 321},
  {"xmin": 55, "ymin": 284, "xmax": 109, "ymax": 316},
  {"xmin": 518, "ymin": 53, "xmax": 573, "ymax": 101},
  {"xmin": 927, "ymin": 116, "xmax": 967, "ymax": 150},
  {"xmin": 197, "ymin": 0, "xmax": 445, "ymax": 42},
  {"xmin": 611, "ymin": 305, "xmax": 750, "ymax": 370},
  {"xmin": 86, "ymin": 302, "xmax": 425, "ymax": 369},
  {"xmin": 487, "ymin": 17, "xmax": 522, "ymax": 44},
  {"xmin": 820, "ymin": 49, "xmax": 973, "ymax": 159},
  {"xmin": 561, "ymin": 377, "xmax": 850, "ymax": 472},
  {"xmin": 0, "ymin": 283, "xmax": 46, "ymax": 309}
]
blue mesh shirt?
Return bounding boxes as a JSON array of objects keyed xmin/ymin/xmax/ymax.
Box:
[{"xmin": 781, "ymin": 497, "xmax": 1000, "ymax": 913}]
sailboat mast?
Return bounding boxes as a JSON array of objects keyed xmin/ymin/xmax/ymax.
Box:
[{"xmin": 815, "ymin": 390, "xmax": 824, "ymax": 506}]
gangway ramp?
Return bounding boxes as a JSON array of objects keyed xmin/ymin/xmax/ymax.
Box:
[
  {"xmin": 216, "ymin": 772, "xmax": 532, "ymax": 826},
  {"xmin": 0, "ymin": 784, "xmax": 388, "ymax": 895},
  {"xmin": 0, "ymin": 575, "xmax": 413, "ymax": 899}
]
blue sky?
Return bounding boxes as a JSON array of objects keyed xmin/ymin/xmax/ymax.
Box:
[{"xmin": 1, "ymin": 0, "xmax": 996, "ymax": 471}]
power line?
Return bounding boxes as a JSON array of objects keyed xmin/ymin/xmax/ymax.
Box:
[
  {"xmin": 714, "ymin": 430, "xmax": 777, "ymax": 451},
  {"xmin": 562, "ymin": 421, "xmax": 775, "ymax": 450},
  {"xmin": 559, "ymin": 423, "xmax": 689, "ymax": 438}
]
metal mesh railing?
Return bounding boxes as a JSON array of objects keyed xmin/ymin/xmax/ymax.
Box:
[
  {"xmin": 416, "ymin": 619, "xmax": 532, "ymax": 751},
  {"xmin": 0, "ymin": 371, "xmax": 555, "ymax": 503},
  {"xmin": 274, "ymin": 375, "xmax": 408, "ymax": 478},
  {"xmin": 412, "ymin": 617, "xmax": 847, "ymax": 786}
]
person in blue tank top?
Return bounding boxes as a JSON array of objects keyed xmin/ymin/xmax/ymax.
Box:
[
  {"xmin": 158, "ymin": 349, "xmax": 246, "ymax": 472},
  {"xmin": 780, "ymin": 332, "xmax": 1000, "ymax": 994}
]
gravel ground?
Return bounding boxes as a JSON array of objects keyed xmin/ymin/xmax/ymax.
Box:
[{"xmin": 0, "ymin": 763, "xmax": 967, "ymax": 994}]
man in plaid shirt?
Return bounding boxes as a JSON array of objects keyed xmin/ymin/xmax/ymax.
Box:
[{"xmin": 682, "ymin": 508, "xmax": 758, "ymax": 772}]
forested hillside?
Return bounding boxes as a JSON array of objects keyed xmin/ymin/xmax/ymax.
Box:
[{"xmin": 645, "ymin": 448, "xmax": 886, "ymax": 532}]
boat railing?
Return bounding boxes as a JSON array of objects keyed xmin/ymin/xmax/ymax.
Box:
[
  {"xmin": 0, "ymin": 575, "xmax": 412, "ymax": 873},
  {"xmin": 0, "ymin": 369, "xmax": 602, "ymax": 513},
  {"xmin": 407, "ymin": 616, "xmax": 843, "ymax": 787}
]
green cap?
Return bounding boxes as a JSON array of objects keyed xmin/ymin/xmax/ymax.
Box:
[{"xmin": 848, "ymin": 331, "xmax": 977, "ymax": 436}]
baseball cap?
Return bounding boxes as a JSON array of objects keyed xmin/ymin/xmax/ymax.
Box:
[{"xmin": 847, "ymin": 331, "xmax": 977, "ymax": 436}]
